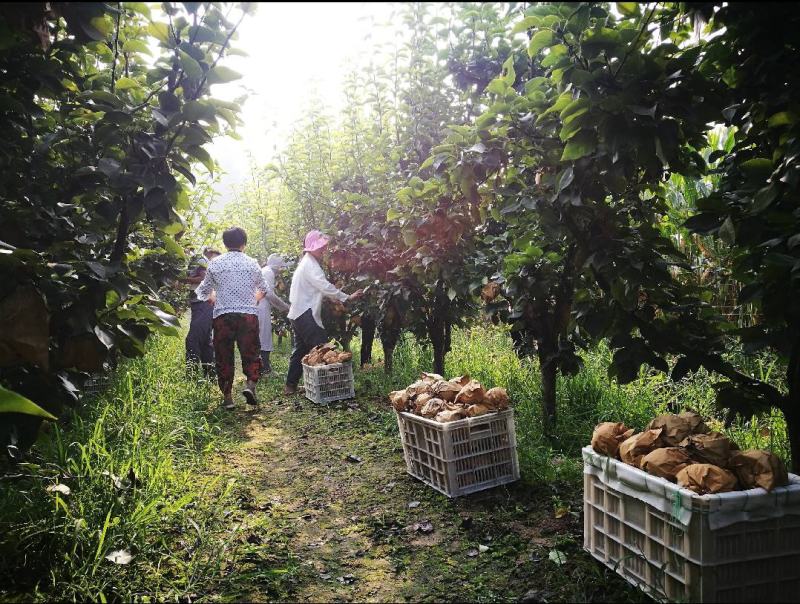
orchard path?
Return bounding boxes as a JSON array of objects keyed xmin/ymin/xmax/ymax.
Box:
[{"xmin": 204, "ymin": 371, "xmax": 644, "ymax": 603}]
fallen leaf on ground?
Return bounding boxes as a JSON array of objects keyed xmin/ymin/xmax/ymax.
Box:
[
  {"xmin": 478, "ymin": 544, "xmax": 489, "ymax": 553},
  {"xmin": 105, "ymin": 549, "xmax": 133, "ymax": 565},
  {"xmin": 46, "ymin": 483, "xmax": 71, "ymax": 496},
  {"xmin": 412, "ymin": 520, "xmax": 434, "ymax": 534},
  {"xmin": 548, "ymin": 549, "xmax": 567, "ymax": 565},
  {"xmin": 467, "ymin": 548, "xmax": 479, "ymax": 557},
  {"xmin": 408, "ymin": 501, "xmax": 420, "ymax": 509},
  {"xmin": 345, "ymin": 454, "xmax": 363, "ymax": 463}
]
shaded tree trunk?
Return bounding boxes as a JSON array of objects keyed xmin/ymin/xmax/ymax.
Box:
[
  {"xmin": 381, "ymin": 329, "xmax": 399, "ymax": 375},
  {"xmin": 427, "ymin": 283, "xmax": 449, "ymax": 376},
  {"xmin": 538, "ymin": 341, "xmax": 558, "ymax": 431},
  {"xmin": 360, "ymin": 314, "xmax": 376, "ymax": 367}
]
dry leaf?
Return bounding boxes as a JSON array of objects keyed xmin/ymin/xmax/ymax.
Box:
[{"xmin": 46, "ymin": 483, "xmax": 71, "ymax": 496}]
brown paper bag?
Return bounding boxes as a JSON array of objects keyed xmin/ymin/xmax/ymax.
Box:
[
  {"xmin": 676, "ymin": 463, "xmax": 738, "ymax": 494},
  {"xmin": 435, "ymin": 408, "xmax": 466, "ymax": 423},
  {"xmin": 680, "ymin": 432, "xmax": 737, "ymax": 468},
  {"xmin": 484, "ymin": 387, "xmax": 510, "ymax": 410},
  {"xmin": 420, "ymin": 372, "xmax": 445, "ymax": 384},
  {"xmin": 590, "ymin": 422, "xmax": 635, "ymax": 457},
  {"xmin": 389, "ymin": 390, "xmax": 410, "ymax": 412},
  {"xmin": 678, "ymin": 411, "xmax": 709, "ymax": 435},
  {"xmin": 420, "ymin": 398, "xmax": 446, "ymax": 419},
  {"xmin": 648, "ymin": 413, "xmax": 707, "ymax": 446},
  {"xmin": 620, "ymin": 429, "xmax": 664, "ymax": 467},
  {"xmin": 729, "ymin": 449, "xmax": 789, "ymax": 492},
  {"xmin": 413, "ymin": 393, "xmax": 435, "ymax": 414},
  {"xmin": 454, "ymin": 380, "xmax": 486, "ymax": 406},
  {"xmin": 466, "ymin": 404, "xmax": 491, "ymax": 417},
  {"xmin": 641, "ymin": 447, "xmax": 694, "ymax": 482},
  {"xmin": 432, "ymin": 380, "xmax": 461, "ymax": 402}
]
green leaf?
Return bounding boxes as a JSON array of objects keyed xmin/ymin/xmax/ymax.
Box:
[
  {"xmin": 122, "ymin": 39, "xmax": 152, "ymax": 55},
  {"xmin": 402, "ymin": 229, "xmax": 417, "ymax": 247},
  {"xmin": 740, "ymin": 158, "xmax": 773, "ymax": 179},
  {"xmin": 767, "ymin": 111, "xmax": 797, "ymax": 128},
  {"xmin": 502, "ymin": 55, "xmax": 516, "ymax": 85},
  {"xmin": 147, "ymin": 22, "xmax": 172, "ymax": 45},
  {"xmin": 207, "ymin": 66, "xmax": 242, "ymax": 85},
  {"xmin": 386, "ymin": 208, "xmax": 401, "ymax": 222},
  {"xmin": 511, "ymin": 16, "xmax": 541, "ymax": 34},
  {"xmin": 114, "ymin": 77, "xmax": 140, "ymax": 90},
  {"xmin": 528, "ymin": 30, "xmax": 554, "ymax": 59},
  {"xmin": 0, "ymin": 385, "xmax": 57, "ymax": 420},
  {"xmin": 187, "ymin": 145, "xmax": 214, "ymax": 173},
  {"xmin": 560, "ymin": 97, "xmax": 590, "ymax": 123},
  {"xmin": 617, "ymin": 3, "xmax": 640, "ymax": 17},
  {"xmin": 719, "ymin": 216, "xmax": 736, "ymax": 244},
  {"xmin": 561, "ymin": 130, "xmax": 596, "ymax": 161},
  {"xmin": 179, "ymin": 50, "xmax": 203, "ymax": 81},
  {"xmin": 549, "ymin": 549, "xmax": 567, "ymax": 566},
  {"xmin": 447, "ymin": 288, "xmax": 457, "ymax": 301}
]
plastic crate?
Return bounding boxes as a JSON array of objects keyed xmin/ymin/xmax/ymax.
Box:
[
  {"xmin": 396, "ymin": 409, "xmax": 519, "ymax": 498},
  {"xmin": 583, "ymin": 446, "xmax": 800, "ymax": 603},
  {"xmin": 302, "ymin": 362, "xmax": 355, "ymax": 404}
]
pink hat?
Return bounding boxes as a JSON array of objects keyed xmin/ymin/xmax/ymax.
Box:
[{"xmin": 303, "ymin": 230, "xmax": 330, "ymax": 252}]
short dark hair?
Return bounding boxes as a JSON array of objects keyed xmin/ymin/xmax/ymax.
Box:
[
  {"xmin": 222, "ymin": 227, "xmax": 247, "ymax": 249},
  {"xmin": 203, "ymin": 247, "xmax": 221, "ymax": 257}
]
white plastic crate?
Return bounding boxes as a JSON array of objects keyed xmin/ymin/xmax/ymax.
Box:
[
  {"xmin": 302, "ymin": 361, "xmax": 355, "ymax": 404},
  {"xmin": 583, "ymin": 446, "xmax": 800, "ymax": 603},
  {"xmin": 396, "ymin": 409, "xmax": 519, "ymax": 498}
]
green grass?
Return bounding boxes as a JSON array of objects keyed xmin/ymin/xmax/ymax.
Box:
[
  {"xmin": 0, "ymin": 324, "xmax": 789, "ymax": 602},
  {"xmin": 0, "ymin": 336, "xmax": 250, "ymax": 602}
]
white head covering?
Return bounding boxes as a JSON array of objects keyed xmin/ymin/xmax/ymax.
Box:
[{"xmin": 266, "ymin": 253, "xmax": 286, "ymax": 270}]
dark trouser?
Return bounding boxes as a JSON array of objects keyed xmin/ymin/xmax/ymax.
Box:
[
  {"xmin": 212, "ymin": 313, "xmax": 262, "ymax": 398},
  {"xmin": 286, "ymin": 309, "xmax": 328, "ymax": 387},
  {"xmin": 260, "ymin": 351, "xmax": 271, "ymax": 373},
  {"xmin": 186, "ymin": 301, "xmax": 214, "ymax": 370}
]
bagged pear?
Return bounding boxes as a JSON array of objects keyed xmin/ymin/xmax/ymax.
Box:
[
  {"xmin": 648, "ymin": 412, "xmax": 707, "ymax": 446},
  {"xmin": 420, "ymin": 398, "xmax": 446, "ymax": 419},
  {"xmin": 641, "ymin": 447, "xmax": 694, "ymax": 482},
  {"xmin": 677, "ymin": 463, "xmax": 738, "ymax": 494},
  {"xmin": 620, "ymin": 429, "xmax": 664, "ymax": 467},
  {"xmin": 413, "ymin": 393, "xmax": 435, "ymax": 414},
  {"xmin": 421, "ymin": 372, "xmax": 444, "ymax": 384},
  {"xmin": 435, "ymin": 408, "xmax": 466, "ymax": 423},
  {"xmin": 591, "ymin": 422, "xmax": 635, "ymax": 458},
  {"xmin": 336, "ymin": 351, "xmax": 353, "ymax": 363},
  {"xmin": 680, "ymin": 432, "xmax": 737, "ymax": 468},
  {"xmin": 466, "ymin": 404, "xmax": 491, "ymax": 417},
  {"xmin": 484, "ymin": 387, "xmax": 510, "ymax": 410},
  {"xmin": 729, "ymin": 450, "xmax": 789, "ymax": 492},
  {"xmin": 454, "ymin": 380, "xmax": 486, "ymax": 406},
  {"xmin": 433, "ymin": 380, "xmax": 461, "ymax": 403},
  {"xmin": 449, "ymin": 375, "xmax": 471, "ymax": 388},
  {"xmin": 389, "ymin": 390, "xmax": 410, "ymax": 412}
]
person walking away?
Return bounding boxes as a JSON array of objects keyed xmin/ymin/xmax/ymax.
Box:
[
  {"xmin": 184, "ymin": 247, "xmax": 220, "ymax": 373},
  {"xmin": 196, "ymin": 227, "xmax": 268, "ymax": 410},
  {"xmin": 257, "ymin": 253, "xmax": 290, "ymax": 375},
  {"xmin": 284, "ymin": 230, "xmax": 363, "ymax": 395}
]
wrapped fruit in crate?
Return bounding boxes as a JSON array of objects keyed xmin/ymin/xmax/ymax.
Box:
[
  {"xmin": 584, "ymin": 414, "xmax": 800, "ymax": 602},
  {"xmin": 301, "ymin": 342, "xmax": 354, "ymax": 405},
  {"xmin": 390, "ymin": 373, "xmax": 519, "ymax": 498}
]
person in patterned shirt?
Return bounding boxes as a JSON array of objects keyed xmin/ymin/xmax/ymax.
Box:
[{"xmin": 195, "ymin": 227, "xmax": 268, "ymax": 410}]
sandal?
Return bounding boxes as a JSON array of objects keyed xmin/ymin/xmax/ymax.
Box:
[{"xmin": 223, "ymin": 398, "xmax": 235, "ymax": 411}]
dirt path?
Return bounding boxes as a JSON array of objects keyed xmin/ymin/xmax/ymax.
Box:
[{"xmin": 204, "ymin": 376, "xmax": 644, "ymax": 603}]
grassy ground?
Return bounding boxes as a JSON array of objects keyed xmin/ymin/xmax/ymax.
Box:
[{"xmin": 0, "ymin": 326, "xmax": 788, "ymax": 602}]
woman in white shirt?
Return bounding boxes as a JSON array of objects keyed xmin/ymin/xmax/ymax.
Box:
[
  {"xmin": 284, "ymin": 230, "xmax": 363, "ymax": 395},
  {"xmin": 256, "ymin": 253, "xmax": 290, "ymax": 375}
]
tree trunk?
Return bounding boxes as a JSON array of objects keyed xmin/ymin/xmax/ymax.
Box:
[
  {"xmin": 360, "ymin": 314, "xmax": 376, "ymax": 367},
  {"xmin": 428, "ymin": 283, "xmax": 449, "ymax": 376},
  {"xmin": 381, "ymin": 335, "xmax": 396, "ymax": 374},
  {"xmin": 786, "ymin": 335, "xmax": 800, "ymax": 473},
  {"xmin": 538, "ymin": 344, "xmax": 558, "ymax": 431}
]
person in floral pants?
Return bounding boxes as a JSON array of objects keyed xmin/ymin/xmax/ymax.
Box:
[{"xmin": 195, "ymin": 227, "xmax": 268, "ymax": 410}]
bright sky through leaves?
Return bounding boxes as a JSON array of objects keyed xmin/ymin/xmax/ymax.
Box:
[{"xmin": 208, "ymin": 2, "xmax": 395, "ymax": 206}]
